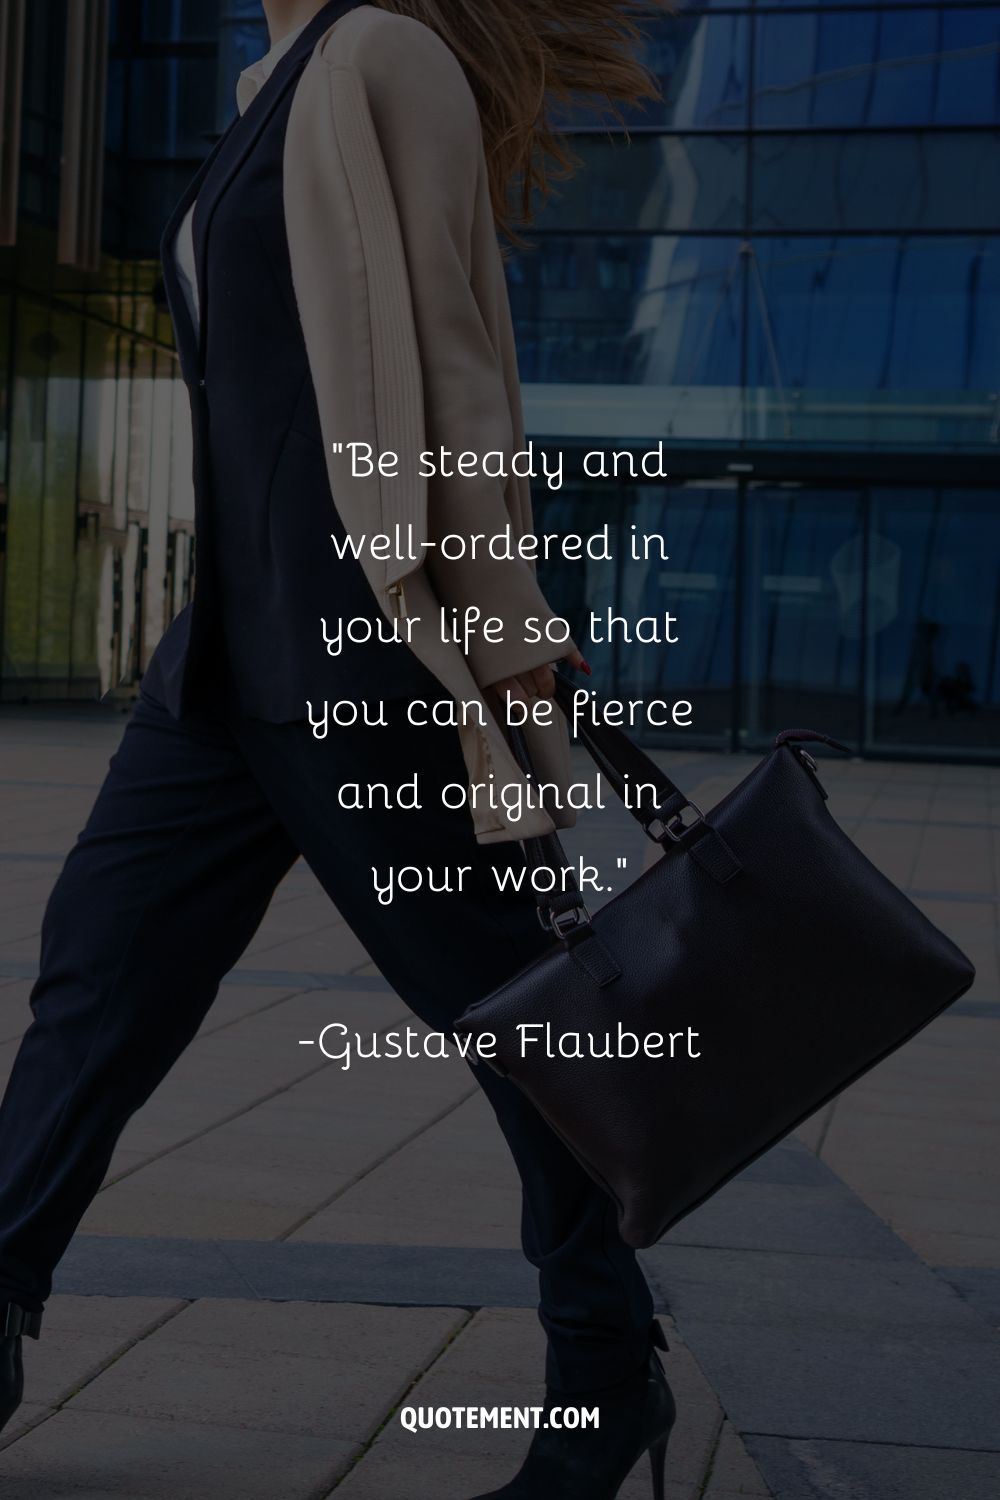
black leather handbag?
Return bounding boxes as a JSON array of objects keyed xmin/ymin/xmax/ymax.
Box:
[{"xmin": 455, "ymin": 676, "xmax": 976, "ymax": 1250}]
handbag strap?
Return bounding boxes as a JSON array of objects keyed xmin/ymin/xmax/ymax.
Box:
[{"xmin": 512, "ymin": 673, "xmax": 742, "ymax": 949}]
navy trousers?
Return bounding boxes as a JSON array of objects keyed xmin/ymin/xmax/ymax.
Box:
[{"xmin": 0, "ymin": 653, "xmax": 653, "ymax": 1391}]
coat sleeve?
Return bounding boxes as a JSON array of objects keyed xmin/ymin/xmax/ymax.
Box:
[{"xmin": 326, "ymin": 13, "xmax": 570, "ymax": 687}]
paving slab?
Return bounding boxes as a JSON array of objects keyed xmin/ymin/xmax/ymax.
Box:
[
  {"xmin": 243, "ymin": 925, "xmax": 372, "ymax": 974},
  {"xmin": 292, "ymin": 1091, "xmax": 523, "ymax": 1248},
  {"xmin": 69, "ymin": 1300, "xmax": 466, "ymax": 1445},
  {"xmin": 333, "ymin": 1442, "xmax": 697, "ymax": 1500},
  {"xmin": 0, "ymin": 1403, "xmax": 56, "ymax": 1450},
  {"xmin": 732, "ymin": 1142, "xmax": 838, "ymax": 1189},
  {"xmin": 91, "ymin": 989, "xmax": 409, "ymax": 1178},
  {"xmin": 703, "ymin": 1421, "xmax": 772, "ymax": 1498},
  {"xmin": 19, "ymin": 1296, "xmax": 187, "ymax": 1410},
  {"xmin": 0, "ymin": 1409, "xmax": 357, "ymax": 1498},
  {"xmin": 818, "ymin": 1015, "xmax": 1000, "ymax": 1268},
  {"xmin": 744, "ymin": 1436, "xmax": 1000, "ymax": 1500},
  {"xmin": 194, "ymin": 980, "xmax": 307, "ymax": 1036},
  {"xmin": 83, "ymin": 1047, "xmax": 475, "ymax": 1240},
  {"xmin": 934, "ymin": 1265, "xmax": 1000, "ymax": 1327},
  {"xmin": 647, "ymin": 1245, "xmax": 990, "ymax": 1336},
  {"xmin": 666, "ymin": 1180, "xmax": 911, "ymax": 1260},
  {"xmin": 647, "ymin": 1242, "xmax": 1000, "ymax": 1451},
  {"xmin": 673, "ymin": 1322, "xmax": 1000, "ymax": 1451}
]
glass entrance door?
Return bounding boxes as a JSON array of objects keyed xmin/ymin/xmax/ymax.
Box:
[
  {"xmin": 742, "ymin": 484, "xmax": 865, "ymax": 749},
  {"xmin": 866, "ymin": 488, "xmax": 1000, "ymax": 755}
]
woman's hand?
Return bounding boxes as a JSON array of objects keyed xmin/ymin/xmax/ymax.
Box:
[{"xmin": 491, "ymin": 648, "xmax": 590, "ymax": 706}]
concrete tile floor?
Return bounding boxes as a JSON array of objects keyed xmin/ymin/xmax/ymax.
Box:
[{"xmin": 0, "ymin": 707, "xmax": 998, "ymax": 1497}]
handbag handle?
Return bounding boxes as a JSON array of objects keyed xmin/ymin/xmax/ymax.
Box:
[{"xmin": 512, "ymin": 672, "xmax": 741, "ymax": 942}]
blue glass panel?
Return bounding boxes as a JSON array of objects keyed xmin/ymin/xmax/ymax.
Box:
[
  {"xmin": 141, "ymin": 0, "xmax": 222, "ymax": 41},
  {"xmin": 865, "ymin": 10, "xmax": 940, "ymax": 125},
  {"xmin": 743, "ymin": 488, "xmax": 864, "ymax": 746},
  {"xmin": 557, "ymin": 14, "xmax": 749, "ymax": 129},
  {"xmin": 509, "ymin": 235, "xmax": 743, "ymax": 389},
  {"xmin": 616, "ymin": 484, "xmax": 737, "ymax": 740},
  {"xmin": 217, "ymin": 15, "xmax": 270, "ymax": 83},
  {"xmin": 754, "ymin": 8, "xmax": 1000, "ymax": 128},
  {"xmin": 751, "ymin": 132, "xmax": 1000, "ymax": 231},
  {"xmin": 755, "ymin": 11, "xmax": 874, "ymax": 128},
  {"xmin": 762, "ymin": 0, "xmax": 998, "ymax": 7},
  {"xmin": 629, "ymin": 14, "xmax": 750, "ymax": 128},
  {"xmin": 745, "ymin": 236, "xmax": 1000, "ymax": 447},
  {"xmin": 867, "ymin": 490, "xmax": 1000, "ymax": 752},
  {"xmin": 535, "ymin": 135, "xmax": 745, "ymax": 232},
  {"xmin": 937, "ymin": 7, "xmax": 1000, "ymax": 124}
]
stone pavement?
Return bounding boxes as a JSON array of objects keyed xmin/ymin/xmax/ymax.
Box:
[{"xmin": 0, "ymin": 705, "xmax": 998, "ymax": 1499}]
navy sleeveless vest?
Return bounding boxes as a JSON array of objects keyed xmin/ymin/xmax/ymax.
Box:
[{"xmin": 157, "ymin": 0, "xmax": 436, "ymax": 720}]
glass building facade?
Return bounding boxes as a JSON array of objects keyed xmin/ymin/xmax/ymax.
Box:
[
  {"xmin": 1, "ymin": 1, "xmax": 998, "ymax": 758},
  {"xmin": 0, "ymin": 0, "xmax": 266, "ymax": 703},
  {"xmin": 516, "ymin": 1, "xmax": 1000, "ymax": 758}
]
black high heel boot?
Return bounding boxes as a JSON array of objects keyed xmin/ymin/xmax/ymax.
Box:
[
  {"xmin": 469, "ymin": 1322, "xmax": 676, "ymax": 1499},
  {"xmin": 0, "ymin": 1303, "xmax": 42, "ymax": 1435}
]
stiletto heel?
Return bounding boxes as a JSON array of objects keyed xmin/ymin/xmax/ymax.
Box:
[
  {"xmin": 649, "ymin": 1434, "xmax": 669, "ymax": 1500},
  {"xmin": 467, "ymin": 1320, "xmax": 676, "ymax": 1498}
]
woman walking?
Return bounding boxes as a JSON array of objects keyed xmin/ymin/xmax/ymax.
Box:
[{"xmin": 0, "ymin": 3, "xmax": 673, "ymax": 1494}]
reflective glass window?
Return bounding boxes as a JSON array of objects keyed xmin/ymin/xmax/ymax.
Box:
[
  {"xmin": 623, "ymin": 14, "xmax": 750, "ymax": 129},
  {"xmin": 754, "ymin": 9, "xmax": 1000, "ymax": 128},
  {"xmin": 936, "ymin": 7, "xmax": 1000, "ymax": 124},
  {"xmin": 762, "ymin": 0, "xmax": 998, "ymax": 8},
  {"xmin": 537, "ymin": 136, "xmax": 744, "ymax": 233},
  {"xmin": 745, "ymin": 236, "xmax": 1000, "ymax": 447},
  {"xmin": 743, "ymin": 487, "xmax": 864, "ymax": 747},
  {"xmin": 3, "ymin": 306, "xmax": 82, "ymax": 697},
  {"xmin": 509, "ymin": 235, "xmax": 743, "ymax": 390},
  {"xmin": 616, "ymin": 482, "xmax": 738, "ymax": 742},
  {"xmin": 867, "ymin": 489, "xmax": 1000, "ymax": 753},
  {"xmin": 0, "ymin": 293, "xmax": 9, "ymax": 487},
  {"xmin": 140, "ymin": 0, "xmax": 222, "ymax": 42},
  {"xmin": 216, "ymin": 7, "xmax": 270, "ymax": 121},
  {"xmin": 751, "ymin": 132, "xmax": 1000, "ymax": 232},
  {"xmin": 19, "ymin": 0, "xmax": 66, "ymax": 228}
]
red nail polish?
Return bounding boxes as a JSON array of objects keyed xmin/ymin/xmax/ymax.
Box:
[{"xmin": 581, "ymin": 659, "xmax": 593, "ymax": 676}]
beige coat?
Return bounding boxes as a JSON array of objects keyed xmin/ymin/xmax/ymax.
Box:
[{"xmin": 282, "ymin": 4, "xmax": 575, "ymax": 844}]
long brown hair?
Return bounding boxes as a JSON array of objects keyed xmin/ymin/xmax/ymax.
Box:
[{"xmin": 372, "ymin": 1, "xmax": 671, "ymax": 241}]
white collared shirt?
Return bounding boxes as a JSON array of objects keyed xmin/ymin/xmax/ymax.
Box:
[{"xmin": 173, "ymin": 23, "xmax": 308, "ymax": 330}]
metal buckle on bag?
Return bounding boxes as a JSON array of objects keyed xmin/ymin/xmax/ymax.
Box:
[
  {"xmin": 647, "ymin": 799, "xmax": 705, "ymax": 844},
  {"xmin": 539, "ymin": 901, "xmax": 592, "ymax": 937}
]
